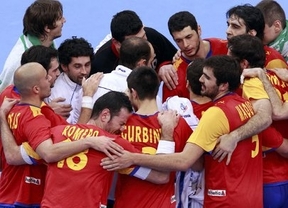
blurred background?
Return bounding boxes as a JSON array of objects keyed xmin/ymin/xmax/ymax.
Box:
[{"xmin": 1, "ymin": 0, "xmax": 287, "ymax": 73}]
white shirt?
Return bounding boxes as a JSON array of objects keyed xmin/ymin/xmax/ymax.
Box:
[
  {"xmin": 47, "ymin": 73, "xmax": 82, "ymax": 124},
  {"xmin": 0, "ymin": 37, "xmax": 30, "ymax": 92},
  {"xmin": 0, "ymin": 35, "xmax": 56, "ymax": 92},
  {"xmin": 91, "ymin": 65, "xmax": 162, "ymax": 110},
  {"xmin": 92, "ymin": 65, "xmax": 132, "ymax": 102}
]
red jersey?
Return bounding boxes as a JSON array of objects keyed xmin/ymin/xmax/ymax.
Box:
[
  {"xmin": 41, "ymin": 124, "xmax": 139, "ymax": 208},
  {"xmin": 0, "ymin": 104, "xmax": 51, "ymax": 207},
  {"xmin": 115, "ymin": 112, "xmax": 192, "ymax": 208},
  {"xmin": 0, "ymin": 84, "xmax": 67, "ymax": 127},
  {"xmin": 262, "ymin": 70, "xmax": 288, "ymax": 184},
  {"xmin": 188, "ymin": 93, "xmax": 263, "ymax": 208},
  {"xmin": 162, "ymin": 38, "xmax": 228, "ymax": 102},
  {"xmin": 163, "ymin": 56, "xmax": 190, "ymax": 101},
  {"xmin": 0, "ymin": 85, "xmax": 20, "ymax": 104},
  {"xmin": 264, "ymin": 45, "xmax": 288, "ymax": 69},
  {"xmin": 191, "ymin": 100, "xmax": 214, "ymax": 119}
]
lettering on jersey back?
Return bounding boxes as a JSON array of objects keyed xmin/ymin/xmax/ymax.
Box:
[
  {"xmin": 7, "ymin": 112, "xmax": 21, "ymax": 129},
  {"xmin": 235, "ymin": 101, "xmax": 254, "ymax": 121},
  {"xmin": 121, "ymin": 125, "xmax": 161, "ymax": 144},
  {"xmin": 62, "ymin": 125, "xmax": 99, "ymax": 141}
]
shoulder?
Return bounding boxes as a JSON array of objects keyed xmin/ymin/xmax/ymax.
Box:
[{"xmin": 95, "ymin": 39, "xmax": 113, "ymax": 55}]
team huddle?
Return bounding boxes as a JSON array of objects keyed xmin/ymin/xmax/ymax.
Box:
[{"xmin": 0, "ymin": 0, "xmax": 288, "ymax": 208}]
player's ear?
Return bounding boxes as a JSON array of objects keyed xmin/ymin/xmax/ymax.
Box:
[
  {"xmin": 273, "ymin": 20, "xmax": 283, "ymax": 33},
  {"xmin": 130, "ymin": 88, "xmax": 138, "ymax": 100},
  {"xmin": 240, "ymin": 59, "xmax": 249, "ymax": 69},
  {"xmin": 136, "ymin": 59, "xmax": 146, "ymax": 67},
  {"xmin": 60, "ymin": 64, "xmax": 68, "ymax": 72},
  {"xmin": 32, "ymin": 85, "xmax": 40, "ymax": 94},
  {"xmin": 197, "ymin": 25, "xmax": 202, "ymax": 36},
  {"xmin": 100, "ymin": 108, "xmax": 111, "ymax": 123},
  {"xmin": 112, "ymin": 38, "xmax": 121, "ymax": 52},
  {"xmin": 186, "ymin": 80, "xmax": 190, "ymax": 89},
  {"xmin": 247, "ymin": 29, "xmax": 257, "ymax": 37}
]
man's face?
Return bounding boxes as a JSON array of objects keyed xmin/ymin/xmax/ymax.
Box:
[
  {"xmin": 38, "ymin": 68, "xmax": 52, "ymax": 99},
  {"xmin": 105, "ymin": 108, "xmax": 131, "ymax": 135},
  {"xmin": 47, "ymin": 57, "xmax": 60, "ymax": 87},
  {"xmin": 172, "ymin": 26, "xmax": 201, "ymax": 58},
  {"xmin": 263, "ymin": 23, "xmax": 278, "ymax": 45},
  {"xmin": 199, "ymin": 66, "xmax": 219, "ymax": 100},
  {"xmin": 49, "ymin": 15, "xmax": 66, "ymax": 40},
  {"xmin": 61, "ymin": 56, "xmax": 91, "ymax": 85},
  {"xmin": 226, "ymin": 15, "xmax": 247, "ymax": 39}
]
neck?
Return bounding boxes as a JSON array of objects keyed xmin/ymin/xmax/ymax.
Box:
[
  {"xmin": 89, "ymin": 119, "xmax": 105, "ymax": 129},
  {"xmin": 40, "ymin": 35, "xmax": 53, "ymax": 47},
  {"xmin": 135, "ymin": 99, "xmax": 158, "ymax": 115},
  {"xmin": 20, "ymin": 96, "xmax": 43, "ymax": 107},
  {"xmin": 183, "ymin": 39, "xmax": 210, "ymax": 60},
  {"xmin": 190, "ymin": 91, "xmax": 211, "ymax": 104},
  {"xmin": 212, "ymin": 91, "xmax": 231, "ymax": 101}
]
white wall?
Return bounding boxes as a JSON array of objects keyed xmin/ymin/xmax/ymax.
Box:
[{"xmin": 1, "ymin": 0, "xmax": 287, "ymax": 73}]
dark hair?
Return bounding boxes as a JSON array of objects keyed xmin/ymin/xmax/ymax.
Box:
[
  {"xmin": 91, "ymin": 91, "xmax": 133, "ymax": 119},
  {"xmin": 168, "ymin": 11, "xmax": 198, "ymax": 36},
  {"xmin": 21, "ymin": 45, "xmax": 58, "ymax": 71},
  {"xmin": 226, "ymin": 4, "xmax": 265, "ymax": 40},
  {"xmin": 187, "ymin": 58, "xmax": 205, "ymax": 95},
  {"xmin": 23, "ymin": 0, "xmax": 63, "ymax": 38},
  {"xmin": 119, "ymin": 37, "xmax": 151, "ymax": 69},
  {"xmin": 228, "ymin": 34, "xmax": 265, "ymax": 68},
  {"xmin": 256, "ymin": 0, "xmax": 286, "ymax": 28},
  {"xmin": 127, "ymin": 66, "xmax": 159, "ymax": 100},
  {"xmin": 110, "ymin": 10, "xmax": 143, "ymax": 42},
  {"xmin": 58, "ymin": 37, "xmax": 94, "ymax": 66},
  {"xmin": 204, "ymin": 55, "xmax": 242, "ymax": 92}
]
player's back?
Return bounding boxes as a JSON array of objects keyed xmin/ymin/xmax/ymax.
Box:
[
  {"xmin": 264, "ymin": 45, "xmax": 288, "ymax": 69},
  {"xmin": 115, "ymin": 112, "xmax": 192, "ymax": 208},
  {"xmin": 204, "ymin": 93, "xmax": 263, "ymax": 208},
  {"xmin": 41, "ymin": 124, "xmax": 136, "ymax": 208},
  {"xmin": 0, "ymin": 104, "xmax": 50, "ymax": 207}
]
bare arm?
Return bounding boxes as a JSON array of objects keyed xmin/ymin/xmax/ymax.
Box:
[
  {"xmin": 48, "ymin": 97, "xmax": 72, "ymax": 119},
  {"xmin": 256, "ymin": 69, "xmax": 288, "ymax": 120},
  {"xmin": 0, "ymin": 98, "xmax": 25, "ymax": 165},
  {"xmin": 36, "ymin": 135, "xmax": 123, "ymax": 163},
  {"xmin": 213, "ymin": 98, "xmax": 272, "ymax": 164},
  {"xmin": 77, "ymin": 73, "xmax": 103, "ymax": 124},
  {"xmin": 126, "ymin": 110, "xmax": 180, "ymax": 183},
  {"xmin": 158, "ymin": 64, "xmax": 178, "ymax": 90},
  {"xmin": 241, "ymin": 67, "xmax": 288, "ymax": 119},
  {"xmin": 274, "ymin": 68, "xmax": 288, "ymax": 82},
  {"xmin": 102, "ymin": 143, "xmax": 204, "ymax": 172},
  {"xmin": 276, "ymin": 139, "xmax": 288, "ymax": 158}
]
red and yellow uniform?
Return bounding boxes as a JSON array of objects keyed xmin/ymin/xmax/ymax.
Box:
[
  {"xmin": 239, "ymin": 71, "xmax": 288, "ymax": 207},
  {"xmin": 263, "ymin": 70, "xmax": 288, "ymax": 184},
  {"xmin": 264, "ymin": 46, "xmax": 288, "ymax": 70},
  {"xmin": 115, "ymin": 112, "xmax": 192, "ymax": 208},
  {"xmin": 188, "ymin": 93, "xmax": 263, "ymax": 208},
  {"xmin": 191, "ymin": 100, "xmax": 214, "ymax": 119},
  {"xmin": 162, "ymin": 38, "xmax": 228, "ymax": 102},
  {"xmin": 0, "ymin": 85, "xmax": 20, "ymax": 104},
  {"xmin": 0, "ymin": 104, "xmax": 51, "ymax": 207},
  {"xmin": 0, "ymin": 85, "xmax": 67, "ymax": 208},
  {"xmin": 0, "ymin": 85, "xmax": 67, "ymax": 127},
  {"xmin": 41, "ymin": 124, "xmax": 139, "ymax": 208}
]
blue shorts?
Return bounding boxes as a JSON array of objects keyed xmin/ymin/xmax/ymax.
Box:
[{"xmin": 264, "ymin": 182, "xmax": 288, "ymax": 208}]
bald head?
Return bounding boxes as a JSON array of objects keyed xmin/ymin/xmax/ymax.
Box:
[{"xmin": 14, "ymin": 62, "xmax": 47, "ymax": 96}]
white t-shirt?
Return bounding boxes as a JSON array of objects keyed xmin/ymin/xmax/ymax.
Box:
[{"xmin": 47, "ymin": 73, "xmax": 82, "ymax": 124}]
